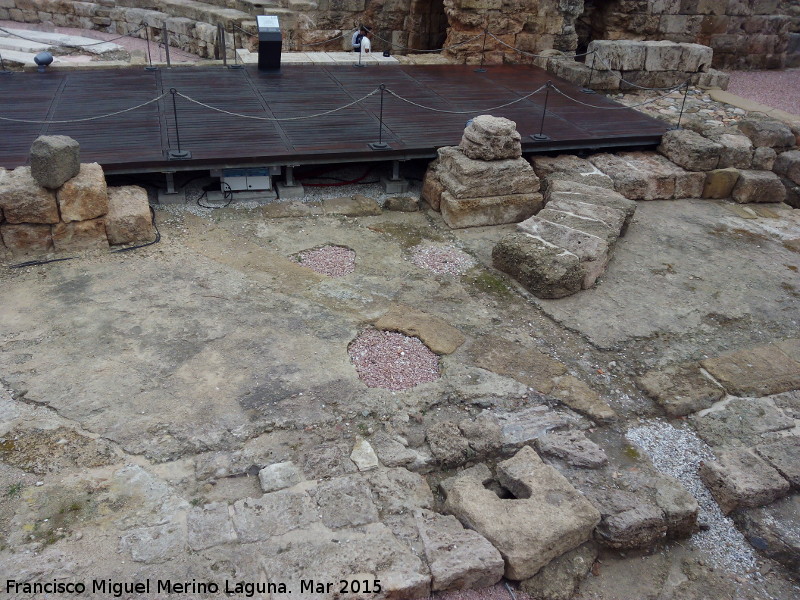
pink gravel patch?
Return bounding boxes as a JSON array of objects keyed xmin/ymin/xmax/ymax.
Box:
[
  {"xmin": 410, "ymin": 244, "xmax": 477, "ymax": 276},
  {"xmin": 348, "ymin": 329, "xmax": 440, "ymax": 390},
  {"xmin": 726, "ymin": 69, "xmax": 800, "ymax": 117},
  {"xmin": 296, "ymin": 245, "xmax": 355, "ymax": 277}
]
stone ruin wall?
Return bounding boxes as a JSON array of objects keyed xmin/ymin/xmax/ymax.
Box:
[{"xmin": 0, "ymin": 0, "xmax": 793, "ymax": 68}]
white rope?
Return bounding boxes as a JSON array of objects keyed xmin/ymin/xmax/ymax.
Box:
[
  {"xmin": 369, "ymin": 31, "xmax": 484, "ymax": 53},
  {"xmin": 0, "ymin": 92, "xmax": 169, "ymax": 123},
  {"xmin": 589, "ymin": 51, "xmax": 691, "ymax": 91},
  {"xmin": 385, "ymin": 84, "xmax": 548, "ymax": 114},
  {"xmin": 0, "ymin": 24, "xmax": 145, "ymax": 49},
  {"xmin": 549, "ymin": 82, "xmax": 687, "ymax": 110},
  {"xmin": 299, "ymin": 31, "xmax": 348, "ymax": 47},
  {"xmin": 175, "ymin": 89, "xmax": 379, "ymax": 121},
  {"xmin": 486, "ymin": 33, "xmax": 596, "ymax": 59}
]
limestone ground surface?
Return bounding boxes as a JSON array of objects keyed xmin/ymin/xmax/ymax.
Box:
[{"xmin": 1, "ymin": 196, "xmax": 799, "ymax": 599}]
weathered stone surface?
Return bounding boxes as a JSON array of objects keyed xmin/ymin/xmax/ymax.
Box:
[
  {"xmin": 734, "ymin": 495, "xmax": 800, "ymax": 575},
  {"xmin": 587, "ymin": 39, "xmax": 646, "ymax": 71},
  {"xmin": 536, "ymin": 430, "xmax": 608, "ymax": 468},
  {"xmin": 444, "ymin": 446, "xmax": 600, "ymax": 580},
  {"xmin": 51, "ymin": 218, "xmax": 109, "ymax": 252},
  {"xmin": 644, "ymin": 40, "xmax": 713, "ymax": 72},
  {"xmin": 773, "ymin": 149, "xmax": 800, "ymax": 185},
  {"xmin": 415, "ymin": 509, "xmax": 504, "ymax": 591},
  {"xmin": 350, "ymin": 438, "xmax": 379, "ymax": 471},
  {"xmin": 440, "ymin": 191, "xmax": 543, "ymax": 229},
  {"xmin": 0, "ymin": 223, "xmax": 53, "ymax": 253},
  {"xmin": 29, "ymin": 135, "xmax": 80, "ymax": 189},
  {"xmin": 731, "ymin": 169, "xmax": 787, "ymax": 203},
  {"xmin": 492, "ymin": 233, "xmax": 583, "ymax": 299},
  {"xmin": 706, "ymin": 132, "xmax": 753, "ymax": 169},
  {"xmin": 544, "ymin": 196, "xmax": 627, "ymax": 237},
  {"xmin": 755, "ymin": 436, "xmax": 800, "ymax": 488},
  {"xmin": 458, "ymin": 411, "xmax": 503, "ymax": 456},
  {"xmin": 701, "ymin": 342, "xmax": 800, "ymax": 397},
  {"xmin": 367, "ymin": 467, "xmax": 434, "ymax": 514},
  {"xmin": 426, "ymin": 421, "xmax": 471, "ymax": 467},
  {"xmin": 0, "ymin": 167, "xmax": 59, "ymax": 224},
  {"xmin": 494, "ymin": 406, "xmax": 571, "ymax": 452},
  {"xmin": 105, "ymin": 185, "xmax": 154, "ymax": 245},
  {"xmin": 374, "ymin": 304, "xmax": 465, "ymax": 355},
  {"xmin": 700, "ymin": 448, "xmax": 791, "ymax": 515},
  {"xmin": 779, "ymin": 176, "xmax": 800, "ymax": 208},
  {"xmin": 702, "ymin": 167, "xmax": 740, "ymax": 198},
  {"xmin": 310, "ymin": 474, "xmax": 379, "ymax": 529},
  {"xmin": 658, "ymin": 129, "xmax": 722, "ymax": 171},
  {"xmin": 231, "ymin": 489, "xmax": 318, "ymax": 542},
  {"xmin": 517, "ymin": 215, "xmax": 610, "ymax": 289},
  {"xmin": 535, "ymin": 207, "xmax": 616, "ymax": 244},
  {"xmin": 371, "ymin": 432, "xmax": 419, "ymax": 468},
  {"xmin": 549, "ymin": 375, "xmax": 618, "ymax": 423},
  {"xmin": 651, "ymin": 473, "xmax": 700, "ymax": 538},
  {"xmin": 692, "ymin": 397, "xmax": 796, "ymax": 449},
  {"xmin": 303, "ymin": 442, "xmax": 358, "ymax": 479},
  {"xmin": 519, "ymin": 542, "xmax": 597, "ymax": 600},
  {"xmin": 258, "ymin": 461, "xmax": 303, "ymax": 493},
  {"xmin": 590, "ymin": 488, "xmax": 667, "ymax": 549},
  {"xmin": 589, "ymin": 153, "xmax": 678, "ymax": 200},
  {"xmin": 437, "ymin": 146, "xmax": 540, "ymax": 199},
  {"xmin": 544, "ymin": 179, "xmax": 637, "ymax": 233},
  {"xmin": 322, "ymin": 194, "xmax": 382, "ymax": 216},
  {"xmin": 459, "ymin": 115, "xmax": 522, "ymax": 161},
  {"xmin": 638, "ymin": 362, "xmax": 724, "ymax": 417},
  {"xmin": 421, "ymin": 163, "xmax": 444, "ymax": 211},
  {"xmin": 383, "ymin": 195, "xmax": 419, "ymax": 212},
  {"xmin": 186, "ymin": 502, "xmax": 237, "ymax": 551},
  {"xmin": 119, "ymin": 521, "xmax": 186, "ymax": 564},
  {"xmin": 531, "ymin": 154, "xmax": 614, "ymax": 189},
  {"xmin": 738, "ymin": 118, "xmax": 796, "ymax": 149},
  {"xmin": 752, "ymin": 146, "xmax": 777, "ymax": 171},
  {"xmin": 56, "ymin": 162, "xmax": 108, "ymax": 222}
]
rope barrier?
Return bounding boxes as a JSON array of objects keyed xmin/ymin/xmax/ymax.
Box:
[
  {"xmin": 548, "ymin": 81, "xmax": 688, "ymax": 110},
  {"xmin": 486, "ymin": 33, "xmax": 597, "ymax": 59},
  {"xmin": 384, "ymin": 84, "xmax": 548, "ymax": 115},
  {"xmin": 175, "ymin": 89, "xmax": 380, "ymax": 121},
  {"xmin": 0, "ymin": 24, "xmax": 145, "ymax": 49},
  {"xmin": 298, "ymin": 31, "xmax": 349, "ymax": 47},
  {"xmin": 0, "ymin": 92, "xmax": 169, "ymax": 124},
  {"xmin": 367, "ymin": 31, "xmax": 484, "ymax": 54}
]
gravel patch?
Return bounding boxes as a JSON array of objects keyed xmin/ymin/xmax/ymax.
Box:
[
  {"xmin": 295, "ymin": 245, "xmax": 355, "ymax": 277},
  {"xmin": 430, "ymin": 583, "xmax": 531, "ymax": 600},
  {"xmin": 348, "ymin": 329, "xmax": 440, "ymax": 390},
  {"xmin": 409, "ymin": 243, "xmax": 477, "ymax": 276},
  {"xmin": 626, "ymin": 420, "xmax": 759, "ymax": 577},
  {"xmin": 726, "ymin": 69, "xmax": 800, "ymax": 117}
]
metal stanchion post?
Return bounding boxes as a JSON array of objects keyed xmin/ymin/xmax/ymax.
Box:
[
  {"xmin": 162, "ymin": 23, "xmax": 171, "ymax": 67},
  {"xmin": 144, "ymin": 25, "xmax": 158, "ymax": 71},
  {"xmin": 672, "ymin": 80, "xmax": 690, "ymax": 130},
  {"xmin": 581, "ymin": 53, "xmax": 597, "ymax": 94},
  {"xmin": 219, "ymin": 23, "xmax": 227, "ymax": 67},
  {"xmin": 369, "ymin": 84, "xmax": 390, "ymax": 150},
  {"xmin": 229, "ymin": 24, "xmax": 243, "ymax": 69},
  {"xmin": 531, "ymin": 81, "xmax": 552, "ymax": 141},
  {"xmin": 167, "ymin": 89, "xmax": 191, "ymax": 159},
  {"xmin": 474, "ymin": 28, "xmax": 488, "ymax": 73}
]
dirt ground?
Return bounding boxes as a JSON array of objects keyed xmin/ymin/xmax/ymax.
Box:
[{"xmin": 1, "ymin": 191, "xmax": 799, "ymax": 599}]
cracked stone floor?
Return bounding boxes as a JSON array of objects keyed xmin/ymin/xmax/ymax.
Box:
[{"xmin": 0, "ymin": 198, "xmax": 799, "ymax": 599}]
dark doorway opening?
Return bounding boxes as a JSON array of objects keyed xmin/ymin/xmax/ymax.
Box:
[{"xmin": 407, "ymin": 0, "xmax": 448, "ymax": 51}]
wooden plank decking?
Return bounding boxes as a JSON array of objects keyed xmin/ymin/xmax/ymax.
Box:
[{"xmin": 0, "ymin": 64, "xmax": 670, "ymax": 173}]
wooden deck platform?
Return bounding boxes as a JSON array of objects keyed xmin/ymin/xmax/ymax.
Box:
[{"xmin": 0, "ymin": 64, "xmax": 670, "ymax": 174}]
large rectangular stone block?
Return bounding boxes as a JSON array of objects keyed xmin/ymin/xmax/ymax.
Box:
[
  {"xmin": 105, "ymin": 185, "xmax": 155, "ymax": 245},
  {"xmin": 0, "ymin": 223, "xmax": 53, "ymax": 253},
  {"xmin": 587, "ymin": 40, "xmax": 646, "ymax": 71},
  {"xmin": 437, "ymin": 147, "xmax": 540, "ymax": 199},
  {"xmin": 731, "ymin": 170, "xmax": 787, "ymax": 204},
  {"xmin": 440, "ymin": 191, "xmax": 542, "ymax": 229},
  {"xmin": 0, "ymin": 167, "xmax": 60, "ymax": 224},
  {"xmin": 51, "ymin": 218, "xmax": 109, "ymax": 252},
  {"xmin": 57, "ymin": 162, "xmax": 109, "ymax": 222}
]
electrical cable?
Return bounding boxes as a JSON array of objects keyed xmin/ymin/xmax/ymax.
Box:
[
  {"xmin": 298, "ymin": 166, "xmax": 375, "ymax": 187},
  {"xmin": 196, "ymin": 182, "xmax": 234, "ymax": 209},
  {"xmin": 9, "ymin": 256, "xmax": 78, "ymax": 269}
]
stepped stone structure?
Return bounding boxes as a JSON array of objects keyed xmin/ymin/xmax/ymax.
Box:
[
  {"xmin": 0, "ymin": 136, "xmax": 156, "ymax": 255},
  {"xmin": 0, "ymin": 0, "xmax": 793, "ymax": 68}
]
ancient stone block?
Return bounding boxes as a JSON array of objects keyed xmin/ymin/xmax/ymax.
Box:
[
  {"xmin": 0, "ymin": 223, "xmax": 53, "ymax": 253},
  {"xmin": 535, "ymin": 430, "xmax": 608, "ymax": 469},
  {"xmin": 105, "ymin": 185, "xmax": 154, "ymax": 245},
  {"xmin": 590, "ymin": 488, "xmax": 667, "ymax": 549},
  {"xmin": 550, "ymin": 375, "xmax": 618, "ymax": 423},
  {"xmin": 755, "ymin": 436, "xmax": 800, "ymax": 488},
  {"xmin": 733, "ymin": 495, "xmax": 800, "ymax": 574},
  {"xmin": 544, "ymin": 179, "xmax": 637, "ymax": 233},
  {"xmin": 492, "ymin": 232, "xmax": 583, "ymax": 299},
  {"xmin": 186, "ymin": 502, "xmax": 237, "ymax": 551},
  {"xmin": 444, "ymin": 446, "xmax": 600, "ymax": 580},
  {"xmin": 702, "ymin": 167, "xmax": 740, "ymax": 198},
  {"xmin": 51, "ymin": 218, "xmax": 109, "ymax": 252},
  {"xmin": 531, "ymin": 154, "xmax": 614, "ymax": 189},
  {"xmin": 638, "ymin": 362, "xmax": 724, "ymax": 417},
  {"xmin": 731, "ymin": 169, "xmax": 787, "ymax": 203},
  {"xmin": 440, "ymin": 191, "xmax": 543, "ymax": 229},
  {"xmin": 426, "ymin": 422, "xmax": 471, "ymax": 467},
  {"xmin": 459, "ymin": 412, "xmax": 503, "ymax": 456},
  {"xmin": 415, "ymin": 509, "xmax": 504, "ymax": 591},
  {"xmin": 700, "ymin": 448, "xmax": 790, "ymax": 514},
  {"xmin": 310, "ymin": 474, "xmax": 379, "ymax": 529},
  {"xmin": 517, "ymin": 215, "xmax": 610, "ymax": 289},
  {"xmin": 703, "ymin": 342, "xmax": 800, "ymax": 398},
  {"xmin": 420, "ymin": 164, "xmax": 444, "ymax": 211},
  {"xmin": 773, "ymin": 149, "xmax": 800, "ymax": 185},
  {"xmin": 752, "ymin": 147, "xmax": 777, "ymax": 171},
  {"xmin": 694, "ymin": 67, "xmax": 730, "ymax": 89},
  {"xmin": 658, "ymin": 129, "xmax": 722, "ymax": 171},
  {"xmin": 322, "ymin": 194, "xmax": 381, "ymax": 216},
  {"xmin": 258, "ymin": 461, "xmax": 303, "ymax": 493},
  {"xmin": 738, "ymin": 118, "xmax": 796, "ymax": 149},
  {"xmin": 56, "ymin": 162, "xmax": 109, "ymax": 222},
  {"xmin": 437, "ymin": 147, "xmax": 540, "ymax": 199},
  {"xmin": 29, "ymin": 135, "xmax": 80, "ymax": 189},
  {"xmin": 587, "ymin": 40, "xmax": 646, "ymax": 71},
  {"xmin": 350, "ymin": 438, "xmax": 379, "ymax": 471},
  {"xmin": 707, "ymin": 133, "xmax": 753, "ymax": 169},
  {"xmin": 519, "ymin": 542, "xmax": 597, "ymax": 600},
  {"xmin": 231, "ymin": 490, "xmax": 318, "ymax": 542},
  {"xmin": 459, "ymin": 115, "xmax": 522, "ymax": 161},
  {"xmin": 535, "ymin": 208, "xmax": 616, "ymax": 244},
  {"xmin": 544, "ymin": 197, "xmax": 627, "ymax": 234},
  {"xmin": 0, "ymin": 167, "xmax": 59, "ymax": 224},
  {"xmin": 366, "ymin": 467, "xmax": 434, "ymax": 515},
  {"xmin": 590, "ymin": 153, "xmax": 676, "ymax": 200},
  {"xmin": 644, "ymin": 40, "xmax": 712, "ymax": 72},
  {"xmin": 383, "ymin": 196, "xmax": 419, "ymax": 212},
  {"xmin": 119, "ymin": 521, "xmax": 185, "ymax": 564},
  {"xmin": 374, "ymin": 304, "xmax": 465, "ymax": 355}
]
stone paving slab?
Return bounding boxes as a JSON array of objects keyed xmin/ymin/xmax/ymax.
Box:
[{"xmin": 701, "ymin": 341, "xmax": 800, "ymax": 397}]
